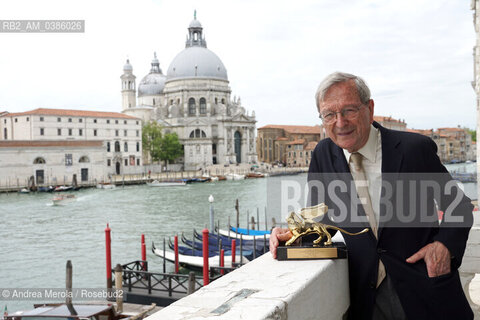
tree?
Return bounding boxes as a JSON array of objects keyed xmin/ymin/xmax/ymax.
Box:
[
  {"xmin": 142, "ymin": 122, "xmax": 163, "ymax": 163},
  {"xmin": 160, "ymin": 133, "xmax": 183, "ymax": 170},
  {"xmin": 467, "ymin": 128, "xmax": 476, "ymax": 142}
]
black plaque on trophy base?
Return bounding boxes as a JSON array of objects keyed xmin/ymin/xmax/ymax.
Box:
[{"xmin": 276, "ymin": 242, "xmax": 347, "ymax": 260}]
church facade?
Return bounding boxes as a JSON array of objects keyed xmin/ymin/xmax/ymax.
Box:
[{"xmin": 121, "ymin": 14, "xmax": 258, "ymax": 170}]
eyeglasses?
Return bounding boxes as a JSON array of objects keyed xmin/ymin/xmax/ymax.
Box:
[{"xmin": 319, "ymin": 105, "xmax": 366, "ymax": 124}]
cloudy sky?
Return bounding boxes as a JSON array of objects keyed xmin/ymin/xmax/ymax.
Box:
[{"xmin": 0, "ymin": 0, "xmax": 476, "ymax": 130}]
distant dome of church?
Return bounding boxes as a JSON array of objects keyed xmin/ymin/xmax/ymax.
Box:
[
  {"xmin": 166, "ymin": 15, "xmax": 228, "ymax": 81},
  {"xmin": 189, "ymin": 18, "xmax": 202, "ymax": 28},
  {"xmin": 138, "ymin": 53, "xmax": 166, "ymax": 97},
  {"xmin": 167, "ymin": 47, "xmax": 228, "ymax": 81}
]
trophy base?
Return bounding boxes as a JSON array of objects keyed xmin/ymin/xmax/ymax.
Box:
[{"xmin": 276, "ymin": 242, "xmax": 347, "ymax": 260}]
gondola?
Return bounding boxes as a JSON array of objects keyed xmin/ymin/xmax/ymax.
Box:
[
  {"xmin": 170, "ymin": 237, "xmax": 254, "ymax": 259},
  {"xmin": 152, "ymin": 241, "xmax": 249, "ymax": 271}
]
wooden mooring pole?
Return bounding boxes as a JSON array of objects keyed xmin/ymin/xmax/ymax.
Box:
[
  {"xmin": 114, "ymin": 264, "xmax": 123, "ymax": 313},
  {"xmin": 187, "ymin": 272, "xmax": 196, "ymax": 295},
  {"xmin": 66, "ymin": 260, "xmax": 72, "ymax": 305},
  {"xmin": 235, "ymin": 199, "xmax": 239, "ymax": 229}
]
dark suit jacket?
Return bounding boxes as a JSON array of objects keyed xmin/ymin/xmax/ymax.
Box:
[{"xmin": 308, "ymin": 122, "xmax": 473, "ymax": 320}]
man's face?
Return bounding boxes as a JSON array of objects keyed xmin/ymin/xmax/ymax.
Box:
[{"xmin": 318, "ymin": 80, "xmax": 374, "ymax": 152}]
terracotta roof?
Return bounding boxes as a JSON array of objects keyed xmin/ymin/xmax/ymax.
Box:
[
  {"xmin": 305, "ymin": 141, "xmax": 318, "ymax": 150},
  {"xmin": 374, "ymin": 116, "xmax": 405, "ymax": 124},
  {"xmin": 0, "ymin": 140, "xmax": 104, "ymax": 148},
  {"xmin": 407, "ymin": 128, "xmax": 432, "ymax": 136},
  {"xmin": 2, "ymin": 108, "xmax": 139, "ymax": 119},
  {"xmin": 437, "ymin": 127, "xmax": 464, "ymax": 132},
  {"xmin": 258, "ymin": 125, "xmax": 321, "ymax": 134},
  {"xmin": 287, "ymin": 139, "xmax": 305, "ymax": 145}
]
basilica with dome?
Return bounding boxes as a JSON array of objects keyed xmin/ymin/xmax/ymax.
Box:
[{"xmin": 121, "ymin": 14, "xmax": 258, "ymax": 170}]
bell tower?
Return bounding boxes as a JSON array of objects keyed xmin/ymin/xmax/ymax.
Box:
[{"xmin": 121, "ymin": 59, "xmax": 136, "ymax": 111}]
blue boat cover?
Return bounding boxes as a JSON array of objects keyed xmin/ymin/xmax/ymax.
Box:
[{"xmin": 230, "ymin": 227, "xmax": 271, "ymax": 236}]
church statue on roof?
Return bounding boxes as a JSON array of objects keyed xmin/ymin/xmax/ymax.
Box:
[{"xmin": 120, "ymin": 12, "xmax": 258, "ymax": 170}]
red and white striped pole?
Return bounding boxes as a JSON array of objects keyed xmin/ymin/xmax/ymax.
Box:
[
  {"xmin": 174, "ymin": 235, "xmax": 179, "ymax": 274},
  {"xmin": 105, "ymin": 223, "xmax": 112, "ymax": 289},
  {"xmin": 203, "ymin": 228, "xmax": 210, "ymax": 285}
]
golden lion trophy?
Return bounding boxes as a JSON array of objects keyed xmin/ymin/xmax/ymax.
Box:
[{"xmin": 276, "ymin": 204, "xmax": 369, "ymax": 260}]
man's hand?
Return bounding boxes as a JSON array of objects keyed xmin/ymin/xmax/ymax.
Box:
[
  {"xmin": 406, "ymin": 241, "xmax": 451, "ymax": 277},
  {"xmin": 269, "ymin": 227, "xmax": 292, "ymax": 259}
]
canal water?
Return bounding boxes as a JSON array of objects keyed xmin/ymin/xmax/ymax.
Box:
[{"xmin": 1, "ymin": 163, "xmax": 477, "ymax": 312}]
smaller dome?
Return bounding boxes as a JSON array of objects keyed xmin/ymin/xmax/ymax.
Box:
[
  {"xmin": 138, "ymin": 53, "xmax": 166, "ymax": 97},
  {"xmin": 123, "ymin": 59, "xmax": 133, "ymax": 72},
  {"xmin": 189, "ymin": 18, "xmax": 202, "ymax": 28},
  {"xmin": 138, "ymin": 73, "xmax": 166, "ymax": 97}
]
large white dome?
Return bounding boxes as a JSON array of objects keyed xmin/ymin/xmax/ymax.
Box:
[{"xmin": 166, "ymin": 46, "xmax": 228, "ymax": 81}]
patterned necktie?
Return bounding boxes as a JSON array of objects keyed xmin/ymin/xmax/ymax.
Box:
[{"xmin": 350, "ymin": 152, "xmax": 386, "ymax": 287}]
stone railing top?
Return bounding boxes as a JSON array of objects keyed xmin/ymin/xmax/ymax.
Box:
[{"xmin": 146, "ymin": 252, "xmax": 349, "ymax": 320}]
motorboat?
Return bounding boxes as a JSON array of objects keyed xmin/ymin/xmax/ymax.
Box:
[
  {"xmin": 52, "ymin": 194, "xmax": 76, "ymax": 206},
  {"xmin": 225, "ymin": 173, "xmax": 246, "ymax": 181},
  {"xmin": 54, "ymin": 185, "xmax": 73, "ymax": 192},
  {"xmin": 146, "ymin": 180, "xmax": 186, "ymax": 187},
  {"xmin": 96, "ymin": 182, "xmax": 116, "ymax": 189}
]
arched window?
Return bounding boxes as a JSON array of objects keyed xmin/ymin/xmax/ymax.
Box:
[
  {"xmin": 188, "ymin": 98, "xmax": 196, "ymax": 115},
  {"xmin": 79, "ymin": 156, "xmax": 90, "ymax": 163},
  {"xmin": 115, "ymin": 141, "xmax": 120, "ymax": 152},
  {"xmin": 199, "ymin": 98, "xmax": 206, "ymax": 114},
  {"xmin": 107, "ymin": 142, "xmax": 111, "ymax": 152},
  {"xmin": 124, "ymin": 142, "xmax": 128, "ymax": 152},
  {"xmin": 136, "ymin": 142, "xmax": 140, "ymax": 152},
  {"xmin": 190, "ymin": 129, "xmax": 207, "ymax": 138},
  {"xmin": 221, "ymin": 98, "xmax": 225, "ymax": 104},
  {"xmin": 33, "ymin": 157, "xmax": 46, "ymax": 164}
]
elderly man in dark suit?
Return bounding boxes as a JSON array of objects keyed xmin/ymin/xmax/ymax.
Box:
[{"xmin": 270, "ymin": 72, "xmax": 474, "ymax": 320}]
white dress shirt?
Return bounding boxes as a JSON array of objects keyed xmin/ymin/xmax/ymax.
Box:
[{"xmin": 343, "ymin": 125, "xmax": 382, "ymax": 225}]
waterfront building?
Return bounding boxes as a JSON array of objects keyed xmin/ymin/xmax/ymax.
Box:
[
  {"xmin": 121, "ymin": 14, "xmax": 258, "ymax": 170},
  {"xmin": 373, "ymin": 115, "xmax": 407, "ymax": 131},
  {"xmin": 408, "ymin": 127, "xmax": 474, "ymax": 163},
  {"xmin": 0, "ymin": 108, "xmax": 142, "ymax": 186},
  {"xmin": 286, "ymin": 140, "xmax": 318, "ymax": 167},
  {"xmin": 256, "ymin": 125, "xmax": 325, "ymax": 165}
]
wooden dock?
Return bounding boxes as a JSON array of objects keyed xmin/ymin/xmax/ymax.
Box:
[{"xmin": 113, "ymin": 261, "xmax": 224, "ymax": 307}]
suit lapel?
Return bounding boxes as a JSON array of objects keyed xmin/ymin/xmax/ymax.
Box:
[{"xmin": 375, "ymin": 122, "xmax": 403, "ymax": 240}]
